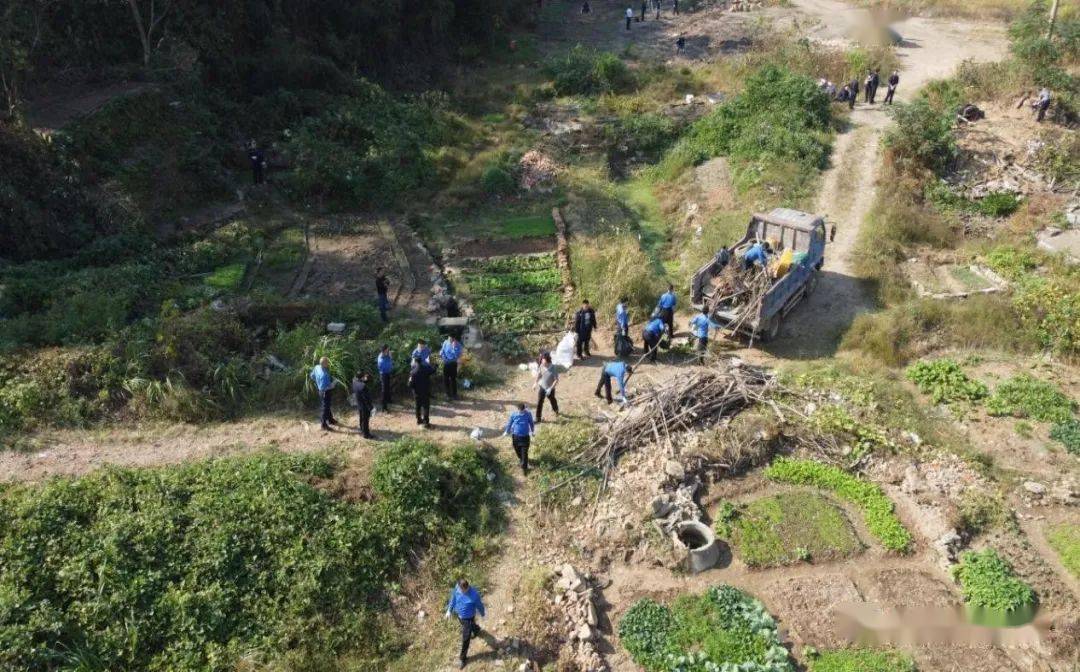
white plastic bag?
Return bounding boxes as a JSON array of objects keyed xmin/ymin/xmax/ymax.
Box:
[{"xmin": 552, "ymin": 331, "xmax": 576, "ymax": 370}]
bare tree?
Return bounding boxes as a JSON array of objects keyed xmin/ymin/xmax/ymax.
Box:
[
  {"xmin": 126, "ymin": 0, "xmax": 172, "ymax": 67},
  {"xmin": 0, "ymin": 0, "xmax": 56, "ymax": 119}
]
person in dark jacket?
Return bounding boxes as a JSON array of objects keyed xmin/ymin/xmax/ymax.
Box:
[
  {"xmin": 641, "ymin": 317, "xmax": 666, "ymax": 363},
  {"xmin": 445, "ymin": 579, "xmax": 486, "ymax": 669},
  {"xmin": 408, "ymin": 356, "xmax": 437, "ymax": 426},
  {"xmin": 884, "ymin": 71, "xmax": 899, "ymax": 104},
  {"xmin": 502, "ymin": 403, "xmax": 536, "ymax": 474},
  {"xmin": 247, "ymin": 140, "xmax": 266, "ymax": 185},
  {"xmin": 351, "ymin": 372, "xmax": 375, "ymax": 439},
  {"xmin": 572, "ymin": 299, "xmax": 597, "ymax": 360},
  {"xmin": 640, "ymin": 0, "xmax": 647, "ymax": 20},
  {"xmin": 375, "ymin": 268, "xmax": 390, "ymax": 322},
  {"xmin": 848, "ymin": 78, "xmax": 859, "ymax": 110}
]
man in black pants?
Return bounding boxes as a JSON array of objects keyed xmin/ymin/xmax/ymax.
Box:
[
  {"xmin": 351, "ymin": 372, "xmax": 375, "ymax": 439},
  {"xmin": 247, "ymin": 140, "xmax": 266, "ymax": 185},
  {"xmin": 445, "ymin": 579, "xmax": 486, "ymax": 669},
  {"xmin": 439, "ymin": 335, "xmax": 463, "ymax": 400},
  {"xmin": 375, "ymin": 268, "xmax": 390, "ymax": 322},
  {"xmin": 376, "ymin": 345, "xmax": 393, "ymax": 411},
  {"xmin": 573, "ymin": 299, "xmax": 597, "ymax": 360},
  {"xmin": 673, "ymin": 0, "xmax": 679, "ymax": 14},
  {"xmin": 848, "ymin": 78, "xmax": 859, "ymax": 110},
  {"xmin": 884, "ymin": 71, "xmax": 899, "ymax": 104},
  {"xmin": 408, "ymin": 356, "xmax": 436, "ymax": 426}
]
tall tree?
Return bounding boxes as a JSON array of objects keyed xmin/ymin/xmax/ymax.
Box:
[{"xmin": 126, "ymin": 0, "xmax": 172, "ymax": 66}]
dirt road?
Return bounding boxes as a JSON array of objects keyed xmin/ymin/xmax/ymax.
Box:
[{"xmin": 769, "ymin": 0, "xmax": 1007, "ymax": 358}]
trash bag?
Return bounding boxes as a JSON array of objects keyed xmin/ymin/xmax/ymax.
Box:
[
  {"xmin": 552, "ymin": 331, "xmax": 576, "ymax": 369},
  {"xmin": 614, "ymin": 332, "xmax": 634, "ymax": 357}
]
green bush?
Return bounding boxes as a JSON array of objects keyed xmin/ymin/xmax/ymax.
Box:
[
  {"xmin": 609, "ymin": 113, "xmax": 680, "ymax": 159},
  {"xmin": 659, "ymin": 65, "xmax": 831, "ymax": 199},
  {"xmin": 0, "ymin": 444, "xmax": 500, "ymax": 670},
  {"xmin": 1050, "ymin": 418, "xmax": 1080, "ymax": 455},
  {"xmin": 545, "ymin": 46, "xmax": 634, "ymax": 96},
  {"xmin": 809, "ymin": 649, "xmax": 915, "ymax": 672},
  {"xmin": 883, "ymin": 98, "xmax": 956, "ymax": 176},
  {"xmin": 905, "ymin": 358, "xmax": 988, "ymax": 404},
  {"xmin": 764, "ymin": 458, "xmax": 912, "ymax": 553},
  {"xmin": 985, "ymin": 374, "xmax": 1075, "ymax": 423},
  {"xmin": 951, "ymin": 549, "xmax": 1036, "ymax": 612},
  {"xmin": 618, "ymin": 585, "xmax": 793, "ymax": 672}
]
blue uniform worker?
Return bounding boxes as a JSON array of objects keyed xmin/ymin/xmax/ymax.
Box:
[
  {"xmin": 657, "ymin": 285, "xmax": 677, "ymax": 336},
  {"xmin": 310, "ymin": 357, "xmax": 337, "ymax": 430},
  {"xmin": 440, "ymin": 337, "xmax": 464, "ymax": 399},
  {"xmin": 503, "ymin": 404, "xmax": 535, "ymax": 474},
  {"xmin": 688, "ymin": 311, "xmax": 721, "ymax": 359},
  {"xmin": 411, "ymin": 340, "xmax": 431, "ymax": 364},
  {"xmin": 445, "ymin": 579, "xmax": 486, "ymax": 668},
  {"xmin": 642, "ymin": 317, "xmax": 666, "ymax": 362},
  {"xmin": 376, "ymin": 347, "xmax": 393, "ymax": 411},
  {"xmin": 595, "ymin": 360, "xmax": 632, "ymax": 404},
  {"xmin": 615, "ymin": 301, "xmax": 630, "ymax": 336},
  {"xmin": 743, "ymin": 242, "xmax": 771, "ymax": 270}
]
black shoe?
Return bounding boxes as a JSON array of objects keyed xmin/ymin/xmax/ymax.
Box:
[
  {"xmin": 458, "ymin": 660, "xmax": 466, "ymax": 670},
  {"xmin": 320, "ymin": 425, "xmax": 331, "ymax": 432},
  {"xmin": 363, "ymin": 434, "xmax": 375, "ymax": 439},
  {"xmin": 594, "ymin": 391, "xmax": 602, "ymax": 399},
  {"xmin": 416, "ymin": 419, "xmax": 423, "ymax": 425}
]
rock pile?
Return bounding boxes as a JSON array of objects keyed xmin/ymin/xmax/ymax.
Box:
[{"xmin": 552, "ymin": 564, "xmax": 607, "ymax": 672}]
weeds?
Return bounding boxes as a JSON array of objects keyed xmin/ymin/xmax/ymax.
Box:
[
  {"xmin": 1046, "ymin": 524, "xmax": 1080, "ymax": 578},
  {"xmin": 1050, "ymin": 418, "xmax": 1080, "ymax": 455},
  {"xmin": 721, "ymin": 492, "xmax": 862, "ymax": 567},
  {"xmin": 985, "ymin": 374, "xmax": 1075, "ymax": 424},
  {"xmin": 808, "ymin": 648, "xmax": 915, "ymax": 672},
  {"xmin": 905, "ymin": 358, "xmax": 988, "ymax": 404}
]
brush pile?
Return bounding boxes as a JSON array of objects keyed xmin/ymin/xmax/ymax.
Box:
[
  {"xmin": 707, "ymin": 264, "xmax": 772, "ymax": 333},
  {"xmin": 577, "ymin": 359, "xmax": 776, "ymax": 473}
]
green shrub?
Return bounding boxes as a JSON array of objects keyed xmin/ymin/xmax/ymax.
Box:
[
  {"xmin": 925, "ymin": 183, "xmax": 1020, "ymax": 218},
  {"xmin": 545, "ymin": 46, "xmax": 634, "ymax": 96},
  {"xmin": 883, "ymin": 98, "xmax": 956, "ymax": 176},
  {"xmin": 659, "ymin": 65, "xmax": 831, "ymax": 199},
  {"xmin": 951, "ymin": 549, "xmax": 1036, "ymax": 612},
  {"xmin": 609, "ymin": 113, "xmax": 679, "ymax": 159},
  {"xmin": 764, "ymin": 458, "xmax": 913, "ymax": 553},
  {"xmin": 984, "ymin": 245, "xmax": 1040, "ymax": 281},
  {"xmin": 905, "ymin": 358, "xmax": 988, "ymax": 404},
  {"xmin": 618, "ymin": 585, "xmax": 793, "ymax": 672},
  {"xmin": 1050, "ymin": 418, "xmax": 1080, "ymax": 455},
  {"xmin": 0, "ymin": 444, "xmax": 500, "ymax": 670},
  {"xmin": 809, "ymin": 649, "xmax": 915, "ymax": 672},
  {"xmin": 985, "ymin": 374, "xmax": 1075, "ymax": 423}
]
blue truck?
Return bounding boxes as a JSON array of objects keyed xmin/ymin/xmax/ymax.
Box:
[{"xmin": 689, "ymin": 208, "xmax": 826, "ymax": 342}]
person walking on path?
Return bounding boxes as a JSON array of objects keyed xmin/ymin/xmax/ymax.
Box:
[
  {"xmin": 412, "ymin": 339, "xmax": 432, "ymax": 364},
  {"xmin": 445, "ymin": 579, "xmax": 486, "ymax": 669},
  {"xmin": 377, "ymin": 345, "xmax": 394, "ymax": 412},
  {"xmin": 829, "ymin": 221, "xmax": 837, "ymax": 243},
  {"xmin": 440, "ymin": 335, "xmax": 463, "ymax": 400},
  {"xmin": 582, "ymin": 0, "xmax": 590, "ymax": 13},
  {"xmin": 641, "ymin": 316, "xmax": 666, "ymax": 363},
  {"xmin": 884, "ymin": 71, "xmax": 899, "ymax": 104},
  {"xmin": 615, "ymin": 297, "xmax": 630, "ymax": 337},
  {"xmin": 626, "ymin": 6, "xmax": 633, "ymax": 29},
  {"xmin": 534, "ymin": 353, "xmax": 560, "ymax": 422},
  {"xmin": 351, "ymin": 372, "xmax": 375, "ymax": 439},
  {"xmin": 408, "ymin": 356, "xmax": 436, "ymax": 426},
  {"xmin": 657, "ymin": 284, "xmax": 677, "ymax": 336},
  {"xmin": 310, "ymin": 357, "xmax": 338, "ymax": 431},
  {"xmin": 375, "ymin": 268, "xmax": 390, "ymax": 322},
  {"xmin": 573, "ymin": 299, "xmax": 597, "ymax": 360},
  {"xmin": 1034, "ymin": 87, "xmax": 1051, "ymax": 122},
  {"xmin": 595, "ymin": 360, "xmax": 633, "ymax": 404},
  {"xmin": 655, "ymin": 0, "xmax": 660, "ymax": 19},
  {"xmin": 502, "ymin": 403, "xmax": 535, "ymax": 474},
  {"xmin": 688, "ymin": 311, "xmax": 720, "ymax": 362},
  {"xmin": 673, "ymin": 0, "xmax": 679, "ymax": 14},
  {"xmin": 640, "ymin": 0, "xmax": 647, "ymax": 20},
  {"xmin": 848, "ymin": 78, "xmax": 859, "ymax": 110}
]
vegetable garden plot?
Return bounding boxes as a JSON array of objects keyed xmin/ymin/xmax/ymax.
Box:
[{"xmin": 456, "ymin": 254, "xmax": 566, "ymax": 335}]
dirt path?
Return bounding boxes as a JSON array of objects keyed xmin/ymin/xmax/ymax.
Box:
[
  {"xmin": 24, "ymin": 81, "xmax": 154, "ymax": 134},
  {"xmin": 766, "ymin": 0, "xmax": 1006, "ymax": 359}
]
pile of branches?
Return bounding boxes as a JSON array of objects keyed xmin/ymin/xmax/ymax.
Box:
[
  {"xmin": 708, "ymin": 265, "xmax": 772, "ymax": 336},
  {"xmin": 575, "ymin": 360, "xmax": 776, "ymax": 473}
]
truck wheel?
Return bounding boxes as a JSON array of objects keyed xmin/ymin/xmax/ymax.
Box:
[{"xmin": 762, "ymin": 316, "xmax": 783, "ymax": 342}]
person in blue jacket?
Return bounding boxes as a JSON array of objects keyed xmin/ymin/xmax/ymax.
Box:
[
  {"xmin": 688, "ymin": 310, "xmax": 721, "ymax": 361},
  {"xmin": 376, "ymin": 345, "xmax": 394, "ymax": 412},
  {"xmin": 656, "ymin": 284, "xmax": 677, "ymax": 336},
  {"xmin": 440, "ymin": 335, "xmax": 464, "ymax": 400},
  {"xmin": 444, "ymin": 578, "xmax": 486, "ymax": 669},
  {"xmin": 502, "ymin": 403, "xmax": 535, "ymax": 474},
  {"xmin": 742, "ymin": 241, "xmax": 771, "ymax": 271},
  {"xmin": 309, "ymin": 357, "xmax": 337, "ymax": 431},
  {"xmin": 595, "ymin": 360, "xmax": 633, "ymax": 404},
  {"xmin": 641, "ymin": 316, "xmax": 667, "ymax": 363},
  {"xmin": 411, "ymin": 338, "xmax": 431, "ymax": 364},
  {"xmin": 615, "ymin": 297, "xmax": 630, "ymax": 337}
]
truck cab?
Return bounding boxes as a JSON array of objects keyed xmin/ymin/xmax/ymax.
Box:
[{"xmin": 690, "ymin": 208, "xmax": 826, "ymax": 341}]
